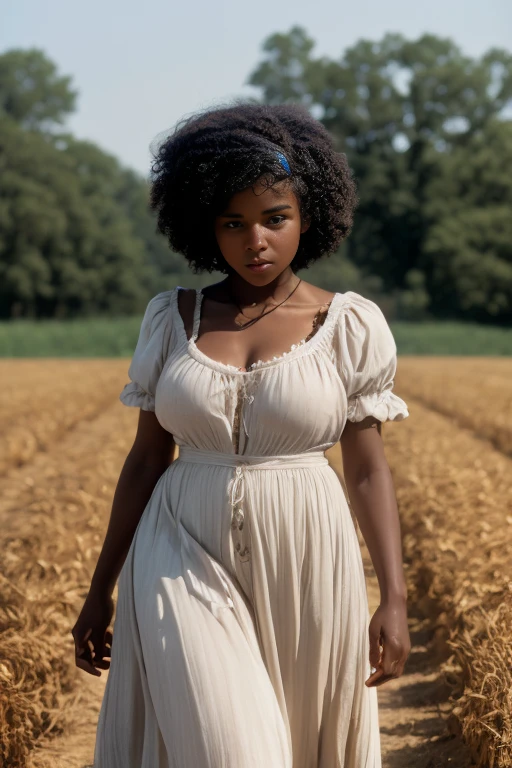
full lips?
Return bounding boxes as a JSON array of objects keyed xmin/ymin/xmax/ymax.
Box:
[{"xmin": 247, "ymin": 263, "xmax": 272, "ymax": 271}]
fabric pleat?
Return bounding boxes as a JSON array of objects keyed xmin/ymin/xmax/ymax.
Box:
[{"xmin": 94, "ymin": 286, "xmax": 409, "ymax": 767}]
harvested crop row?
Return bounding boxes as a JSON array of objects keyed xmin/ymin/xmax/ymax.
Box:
[
  {"xmin": 384, "ymin": 385, "xmax": 512, "ymax": 768},
  {"xmin": 0, "ymin": 397, "xmax": 139, "ymax": 768},
  {"xmin": 397, "ymin": 357, "xmax": 512, "ymax": 456},
  {"xmin": 0, "ymin": 360, "xmax": 129, "ymax": 474},
  {"xmin": 3, "ymin": 359, "xmax": 510, "ymax": 767}
]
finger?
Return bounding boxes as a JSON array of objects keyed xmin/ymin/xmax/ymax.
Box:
[
  {"xmin": 104, "ymin": 630, "xmax": 113, "ymax": 657},
  {"xmin": 75, "ymin": 635, "xmax": 92, "ymax": 657},
  {"xmin": 368, "ymin": 633, "xmax": 383, "ymax": 668},
  {"xmin": 75, "ymin": 642, "xmax": 96, "ymax": 670},
  {"xmin": 389, "ymin": 658, "xmax": 402, "ymax": 676},
  {"xmin": 76, "ymin": 656, "xmax": 102, "ymax": 677},
  {"xmin": 367, "ymin": 672, "xmax": 397, "ymax": 688},
  {"xmin": 93, "ymin": 658, "xmax": 111, "ymax": 670},
  {"xmin": 72, "ymin": 625, "xmax": 91, "ymax": 647},
  {"xmin": 90, "ymin": 631, "xmax": 109, "ymax": 665},
  {"xmin": 365, "ymin": 667, "xmax": 383, "ymax": 687},
  {"xmin": 97, "ymin": 630, "xmax": 113, "ymax": 666},
  {"xmin": 365, "ymin": 668, "xmax": 392, "ymax": 687},
  {"xmin": 365, "ymin": 658, "xmax": 403, "ymax": 687},
  {"xmin": 380, "ymin": 636, "xmax": 403, "ymax": 677}
]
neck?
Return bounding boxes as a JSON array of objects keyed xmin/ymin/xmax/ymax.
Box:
[{"xmin": 223, "ymin": 267, "xmax": 298, "ymax": 306}]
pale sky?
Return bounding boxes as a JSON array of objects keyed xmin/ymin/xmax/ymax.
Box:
[{"xmin": 2, "ymin": 0, "xmax": 511, "ymax": 175}]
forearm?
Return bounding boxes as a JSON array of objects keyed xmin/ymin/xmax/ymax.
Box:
[
  {"xmin": 89, "ymin": 454, "xmax": 168, "ymax": 597},
  {"xmin": 345, "ymin": 465, "xmax": 407, "ymax": 602}
]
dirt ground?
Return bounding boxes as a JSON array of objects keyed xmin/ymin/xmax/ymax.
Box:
[{"xmin": 364, "ymin": 560, "xmax": 475, "ymax": 768}]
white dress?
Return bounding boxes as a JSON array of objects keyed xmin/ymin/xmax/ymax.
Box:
[{"xmin": 93, "ymin": 286, "xmax": 409, "ymax": 768}]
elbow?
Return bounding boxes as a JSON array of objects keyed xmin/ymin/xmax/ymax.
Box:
[{"xmin": 345, "ymin": 462, "xmax": 390, "ymax": 492}]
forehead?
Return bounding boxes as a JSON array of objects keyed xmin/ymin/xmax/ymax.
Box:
[{"xmin": 225, "ymin": 179, "xmax": 297, "ymax": 209}]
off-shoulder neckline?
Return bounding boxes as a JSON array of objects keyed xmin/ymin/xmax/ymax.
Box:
[{"xmin": 170, "ymin": 286, "xmax": 347, "ymax": 375}]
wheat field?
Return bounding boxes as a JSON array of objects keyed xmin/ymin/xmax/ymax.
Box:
[{"xmin": 1, "ymin": 358, "xmax": 511, "ymax": 767}]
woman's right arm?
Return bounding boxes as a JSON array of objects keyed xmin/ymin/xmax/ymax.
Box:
[
  {"xmin": 89, "ymin": 410, "xmax": 176, "ymax": 596},
  {"xmin": 71, "ymin": 410, "xmax": 176, "ymax": 675}
]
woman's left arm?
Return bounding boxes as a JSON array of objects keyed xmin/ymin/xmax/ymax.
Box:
[{"xmin": 340, "ymin": 415, "xmax": 411, "ymax": 688}]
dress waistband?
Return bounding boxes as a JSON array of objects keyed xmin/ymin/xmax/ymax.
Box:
[
  {"xmin": 177, "ymin": 446, "xmax": 329, "ymax": 469},
  {"xmin": 177, "ymin": 447, "xmax": 329, "ymax": 551}
]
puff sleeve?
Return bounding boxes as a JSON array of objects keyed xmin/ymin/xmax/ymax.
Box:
[
  {"xmin": 337, "ymin": 292, "xmax": 409, "ymax": 423},
  {"xmin": 119, "ymin": 290, "xmax": 174, "ymax": 411}
]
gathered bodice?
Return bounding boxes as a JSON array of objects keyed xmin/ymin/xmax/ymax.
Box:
[
  {"xmin": 188, "ymin": 287, "xmax": 334, "ymax": 373},
  {"xmin": 119, "ymin": 286, "xmax": 409, "ymax": 456}
]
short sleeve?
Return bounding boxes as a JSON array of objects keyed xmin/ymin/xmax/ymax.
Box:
[
  {"xmin": 119, "ymin": 290, "xmax": 174, "ymax": 411},
  {"xmin": 336, "ymin": 292, "xmax": 409, "ymax": 423}
]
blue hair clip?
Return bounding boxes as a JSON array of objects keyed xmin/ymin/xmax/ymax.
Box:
[{"xmin": 275, "ymin": 151, "xmax": 291, "ymax": 175}]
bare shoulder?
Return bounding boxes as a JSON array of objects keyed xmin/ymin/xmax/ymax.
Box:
[
  {"xmin": 176, "ymin": 287, "xmax": 197, "ymax": 337},
  {"xmin": 299, "ymin": 281, "xmax": 337, "ymax": 306},
  {"xmin": 176, "ymin": 286, "xmax": 197, "ymax": 308}
]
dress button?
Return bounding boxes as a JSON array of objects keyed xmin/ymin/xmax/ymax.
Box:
[{"xmin": 231, "ymin": 507, "xmax": 244, "ymax": 530}]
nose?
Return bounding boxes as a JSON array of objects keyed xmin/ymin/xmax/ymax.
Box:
[{"xmin": 245, "ymin": 224, "xmax": 268, "ymax": 252}]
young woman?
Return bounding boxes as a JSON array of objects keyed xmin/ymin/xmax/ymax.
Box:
[{"xmin": 72, "ymin": 102, "xmax": 411, "ymax": 767}]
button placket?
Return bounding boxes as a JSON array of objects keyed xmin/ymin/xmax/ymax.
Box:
[
  {"xmin": 215, "ymin": 374, "xmax": 261, "ymax": 562},
  {"xmin": 227, "ymin": 463, "xmax": 251, "ymax": 561},
  {"xmin": 231, "ymin": 374, "xmax": 258, "ymax": 455},
  {"xmin": 240, "ymin": 383, "xmax": 255, "ymax": 442}
]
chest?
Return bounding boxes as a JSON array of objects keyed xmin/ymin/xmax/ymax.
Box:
[
  {"xmin": 180, "ymin": 287, "xmax": 335, "ymax": 373},
  {"xmin": 155, "ymin": 347, "xmax": 348, "ymax": 455}
]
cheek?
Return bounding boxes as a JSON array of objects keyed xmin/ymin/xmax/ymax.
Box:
[
  {"xmin": 214, "ymin": 230, "xmax": 238, "ymax": 267},
  {"xmin": 280, "ymin": 220, "xmax": 303, "ymax": 245},
  {"xmin": 267, "ymin": 218, "xmax": 301, "ymax": 243}
]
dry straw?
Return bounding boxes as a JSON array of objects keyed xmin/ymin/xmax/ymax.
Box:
[
  {"xmin": 388, "ymin": 361, "xmax": 512, "ymax": 768},
  {"xmin": 0, "ymin": 360, "xmax": 129, "ymax": 767},
  {"xmin": 2, "ymin": 358, "xmax": 512, "ymax": 766}
]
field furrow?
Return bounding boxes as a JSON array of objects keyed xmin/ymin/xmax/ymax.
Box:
[
  {"xmin": 1, "ymin": 394, "xmax": 139, "ymax": 767},
  {"xmin": 397, "ymin": 357, "xmax": 512, "ymax": 456},
  {"xmin": 0, "ymin": 360, "xmax": 129, "ymax": 474},
  {"xmin": 382, "ymin": 389, "xmax": 512, "ymax": 768},
  {"xmin": 2, "ymin": 359, "xmax": 511, "ymax": 768}
]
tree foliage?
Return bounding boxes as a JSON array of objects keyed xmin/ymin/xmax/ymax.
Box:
[
  {"xmin": 424, "ymin": 119, "xmax": 512, "ymax": 319},
  {"xmin": 1, "ymin": 39, "xmax": 511, "ymax": 322},
  {"xmin": 0, "ymin": 48, "xmax": 77, "ymax": 130},
  {"xmin": 249, "ymin": 28, "xmax": 512, "ymax": 322},
  {"xmin": 0, "ymin": 49, "xmax": 183, "ymax": 319}
]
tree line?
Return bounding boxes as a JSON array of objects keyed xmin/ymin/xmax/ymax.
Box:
[
  {"xmin": 0, "ymin": 49, "xmax": 187, "ymax": 319},
  {"xmin": 0, "ymin": 35, "xmax": 511, "ymax": 323}
]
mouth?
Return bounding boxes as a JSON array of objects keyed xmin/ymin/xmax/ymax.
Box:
[{"xmin": 246, "ymin": 261, "xmax": 272, "ymax": 272}]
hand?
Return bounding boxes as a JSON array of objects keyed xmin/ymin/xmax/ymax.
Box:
[
  {"xmin": 365, "ymin": 597, "xmax": 411, "ymax": 688},
  {"xmin": 71, "ymin": 590, "xmax": 114, "ymax": 676}
]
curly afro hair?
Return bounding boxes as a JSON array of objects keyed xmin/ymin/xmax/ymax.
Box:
[{"xmin": 149, "ymin": 101, "xmax": 359, "ymax": 274}]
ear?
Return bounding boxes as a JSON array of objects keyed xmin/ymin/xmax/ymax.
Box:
[{"xmin": 300, "ymin": 216, "xmax": 311, "ymax": 234}]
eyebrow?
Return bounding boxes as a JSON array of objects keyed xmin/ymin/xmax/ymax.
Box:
[{"xmin": 220, "ymin": 204, "xmax": 293, "ymax": 218}]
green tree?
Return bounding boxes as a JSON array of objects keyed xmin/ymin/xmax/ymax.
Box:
[
  {"xmin": 0, "ymin": 48, "xmax": 76, "ymax": 129},
  {"xmin": 424, "ymin": 119, "xmax": 512, "ymax": 321},
  {"xmin": 249, "ymin": 28, "xmax": 512, "ymax": 320},
  {"xmin": 0, "ymin": 49, "xmax": 185, "ymax": 318},
  {"xmin": 0, "ymin": 116, "xmax": 153, "ymax": 318}
]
